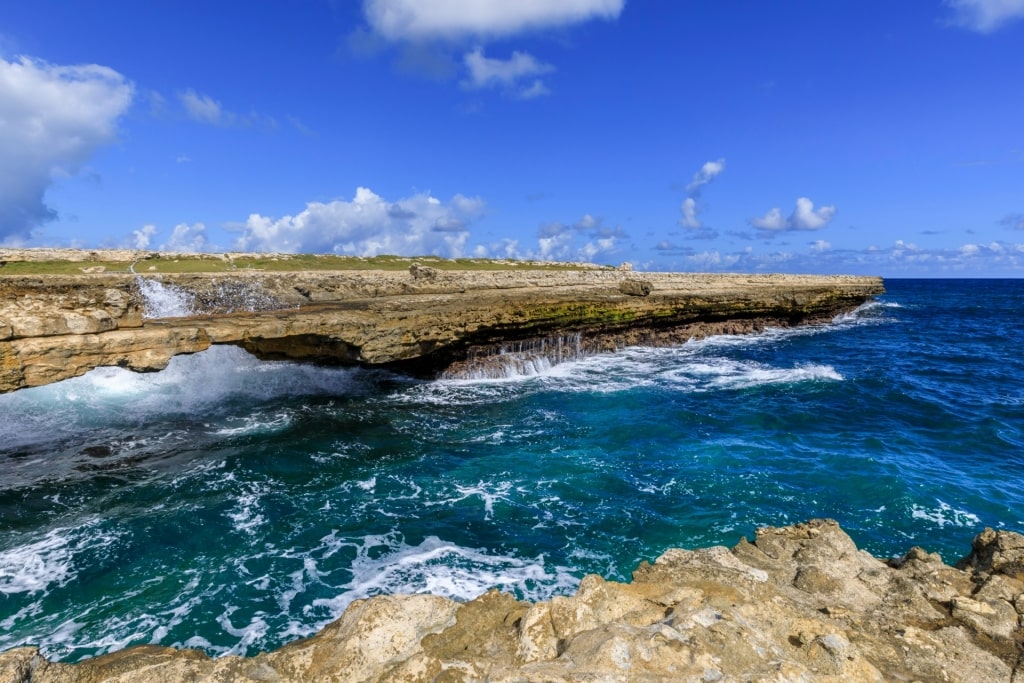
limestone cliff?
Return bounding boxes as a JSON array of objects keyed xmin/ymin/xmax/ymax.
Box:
[
  {"xmin": 0, "ymin": 258, "xmax": 882, "ymax": 393},
  {"xmin": 2, "ymin": 520, "xmax": 1022, "ymax": 682}
]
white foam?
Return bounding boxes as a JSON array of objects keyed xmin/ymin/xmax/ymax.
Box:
[
  {"xmin": 0, "ymin": 521, "xmax": 119, "ymax": 596},
  {"xmin": 226, "ymin": 483, "xmax": 267, "ymax": 535},
  {"xmin": 0, "ymin": 346, "xmax": 368, "ymax": 431},
  {"xmin": 136, "ymin": 277, "xmax": 194, "ymax": 318},
  {"xmin": 216, "ymin": 606, "xmax": 270, "ymax": 656},
  {"xmin": 911, "ymin": 500, "xmax": 982, "ymax": 529},
  {"xmin": 312, "ymin": 533, "xmax": 578, "ymax": 617}
]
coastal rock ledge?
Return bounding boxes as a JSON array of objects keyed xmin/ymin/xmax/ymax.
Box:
[
  {"xmin": 2, "ymin": 520, "xmax": 1023, "ymax": 682},
  {"xmin": 0, "ymin": 258, "xmax": 882, "ymax": 392}
]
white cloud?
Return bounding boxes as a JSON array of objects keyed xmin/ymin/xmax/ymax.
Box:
[
  {"xmin": 750, "ymin": 207, "xmax": 788, "ymax": 231},
  {"xmin": 163, "ymin": 222, "xmax": 211, "ymax": 252},
  {"xmin": 363, "ymin": 0, "xmax": 624, "ymax": 40},
  {"xmin": 486, "ymin": 213, "xmax": 622, "ymax": 263},
  {"xmin": 518, "ymin": 79, "xmax": 551, "ymax": 99},
  {"xmin": 678, "ymin": 158, "xmax": 725, "ymax": 231},
  {"xmin": 0, "ymin": 56, "xmax": 133, "ymax": 239},
  {"xmin": 179, "ymin": 89, "xmax": 224, "ymax": 125},
  {"xmin": 751, "ymin": 197, "xmax": 836, "ymax": 234},
  {"xmin": 177, "ymin": 89, "xmax": 277, "ymax": 129},
  {"xmin": 132, "ymin": 224, "xmax": 157, "ymax": 249},
  {"xmin": 810, "ymin": 239, "xmax": 831, "ymax": 252},
  {"xmin": 234, "ymin": 187, "xmax": 485, "ymax": 257},
  {"xmin": 685, "ymin": 158, "xmax": 725, "ymax": 194},
  {"xmin": 791, "ymin": 197, "xmax": 836, "ymax": 230},
  {"xmin": 680, "ymin": 197, "xmax": 701, "ymax": 229},
  {"xmin": 944, "ymin": 0, "xmax": 1024, "ymax": 32},
  {"xmin": 463, "ymin": 47, "xmax": 554, "ymax": 98}
]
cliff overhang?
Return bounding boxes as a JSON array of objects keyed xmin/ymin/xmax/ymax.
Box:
[{"xmin": 0, "ymin": 262, "xmax": 884, "ymax": 392}]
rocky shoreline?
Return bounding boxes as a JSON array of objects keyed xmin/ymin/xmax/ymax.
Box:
[
  {"xmin": 0, "ymin": 250, "xmax": 882, "ymax": 393},
  {"xmin": 2, "ymin": 519, "xmax": 1022, "ymax": 682}
]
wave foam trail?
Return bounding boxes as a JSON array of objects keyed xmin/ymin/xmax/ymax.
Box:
[
  {"xmin": 0, "ymin": 521, "xmax": 120, "ymax": 598},
  {"xmin": 663, "ymin": 359, "xmax": 842, "ymax": 391},
  {"xmin": 313, "ymin": 534, "xmax": 578, "ymax": 617}
]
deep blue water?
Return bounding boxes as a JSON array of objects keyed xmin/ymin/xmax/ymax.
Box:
[{"xmin": 1, "ymin": 278, "xmax": 1022, "ymax": 661}]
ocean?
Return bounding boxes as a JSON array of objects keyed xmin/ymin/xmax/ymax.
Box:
[{"xmin": 1, "ymin": 278, "xmax": 1022, "ymax": 662}]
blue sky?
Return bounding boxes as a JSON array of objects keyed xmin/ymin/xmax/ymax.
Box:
[{"xmin": 2, "ymin": 1, "xmax": 1023, "ymax": 276}]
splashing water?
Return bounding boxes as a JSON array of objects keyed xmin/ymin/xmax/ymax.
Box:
[
  {"xmin": 135, "ymin": 277, "xmax": 194, "ymax": 318},
  {"xmin": 2, "ymin": 280, "xmax": 1024, "ymax": 662}
]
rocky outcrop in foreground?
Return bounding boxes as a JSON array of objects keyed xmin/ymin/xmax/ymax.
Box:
[
  {"xmin": 0, "ymin": 252, "xmax": 882, "ymax": 392},
  {"xmin": 2, "ymin": 520, "xmax": 1023, "ymax": 682}
]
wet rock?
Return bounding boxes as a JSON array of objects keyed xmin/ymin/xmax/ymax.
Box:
[
  {"xmin": 3, "ymin": 520, "xmax": 1022, "ymax": 682},
  {"xmin": 0, "ymin": 251, "xmax": 883, "ymax": 393}
]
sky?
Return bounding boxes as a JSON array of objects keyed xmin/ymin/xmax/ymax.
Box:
[{"xmin": 1, "ymin": 0, "xmax": 1023, "ymax": 276}]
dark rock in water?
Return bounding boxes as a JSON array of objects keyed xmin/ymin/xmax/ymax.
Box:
[
  {"xmin": 80, "ymin": 445, "xmax": 113, "ymax": 458},
  {"xmin": 2, "ymin": 519, "xmax": 1021, "ymax": 682}
]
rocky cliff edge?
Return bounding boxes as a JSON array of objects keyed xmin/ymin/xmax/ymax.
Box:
[
  {"xmin": 2, "ymin": 519, "xmax": 1022, "ymax": 682},
  {"xmin": 0, "ymin": 256, "xmax": 883, "ymax": 392}
]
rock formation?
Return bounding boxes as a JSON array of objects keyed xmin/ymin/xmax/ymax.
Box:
[
  {"xmin": 0, "ymin": 253, "xmax": 882, "ymax": 393},
  {"xmin": 2, "ymin": 520, "xmax": 1022, "ymax": 682}
]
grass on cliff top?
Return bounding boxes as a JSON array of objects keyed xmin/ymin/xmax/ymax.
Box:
[{"xmin": 0, "ymin": 253, "xmax": 614, "ymax": 275}]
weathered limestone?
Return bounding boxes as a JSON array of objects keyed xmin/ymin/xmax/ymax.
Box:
[
  {"xmin": 0, "ymin": 266, "xmax": 883, "ymax": 393},
  {"xmin": 3, "ymin": 520, "xmax": 1022, "ymax": 682}
]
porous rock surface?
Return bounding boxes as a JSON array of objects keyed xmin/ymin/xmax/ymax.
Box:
[
  {"xmin": 2, "ymin": 519, "xmax": 1023, "ymax": 682},
  {"xmin": 0, "ymin": 251, "xmax": 882, "ymax": 392}
]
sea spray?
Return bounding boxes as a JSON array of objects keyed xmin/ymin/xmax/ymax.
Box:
[
  {"xmin": 132, "ymin": 272, "xmax": 286, "ymax": 319},
  {"xmin": 135, "ymin": 277, "xmax": 195, "ymax": 318}
]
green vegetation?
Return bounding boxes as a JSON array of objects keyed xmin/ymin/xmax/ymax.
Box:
[{"xmin": 0, "ymin": 252, "xmax": 615, "ymax": 275}]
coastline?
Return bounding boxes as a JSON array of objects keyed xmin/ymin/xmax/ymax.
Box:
[
  {"xmin": 2, "ymin": 519, "xmax": 1021, "ymax": 682},
  {"xmin": 0, "ymin": 249, "xmax": 883, "ymax": 393}
]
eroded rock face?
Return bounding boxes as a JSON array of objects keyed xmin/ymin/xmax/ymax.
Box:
[
  {"xmin": 3, "ymin": 520, "xmax": 1022, "ymax": 682},
  {"xmin": 0, "ymin": 267, "xmax": 883, "ymax": 393}
]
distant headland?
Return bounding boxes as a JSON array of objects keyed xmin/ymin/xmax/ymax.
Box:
[{"xmin": 0, "ymin": 248, "xmax": 883, "ymax": 394}]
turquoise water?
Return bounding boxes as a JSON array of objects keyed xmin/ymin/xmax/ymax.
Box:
[{"xmin": 1, "ymin": 279, "xmax": 1022, "ymax": 661}]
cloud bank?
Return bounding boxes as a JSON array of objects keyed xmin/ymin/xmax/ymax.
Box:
[
  {"xmin": 233, "ymin": 187, "xmax": 485, "ymax": 257},
  {"xmin": 0, "ymin": 56, "xmax": 133, "ymax": 241}
]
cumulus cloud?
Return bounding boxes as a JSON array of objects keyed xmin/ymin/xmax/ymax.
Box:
[
  {"xmin": 233, "ymin": 187, "xmax": 485, "ymax": 257},
  {"xmin": 478, "ymin": 213, "xmax": 623, "ymax": 263},
  {"xmin": 363, "ymin": 0, "xmax": 624, "ymax": 40},
  {"xmin": 751, "ymin": 197, "xmax": 836, "ymax": 234},
  {"xmin": 132, "ymin": 224, "xmax": 157, "ymax": 249},
  {"xmin": 163, "ymin": 222, "xmax": 211, "ymax": 252},
  {"xmin": 685, "ymin": 158, "xmax": 725, "ymax": 194},
  {"xmin": 463, "ymin": 47, "xmax": 554, "ymax": 98},
  {"xmin": 0, "ymin": 56, "xmax": 133, "ymax": 240},
  {"xmin": 680, "ymin": 198, "xmax": 701, "ymax": 229},
  {"xmin": 679, "ymin": 158, "xmax": 725, "ymax": 233},
  {"xmin": 791, "ymin": 197, "xmax": 836, "ymax": 229},
  {"xmin": 944, "ymin": 0, "xmax": 1024, "ymax": 32}
]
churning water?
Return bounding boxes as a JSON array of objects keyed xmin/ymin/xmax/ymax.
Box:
[{"xmin": 1, "ymin": 279, "xmax": 1022, "ymax": 661}]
